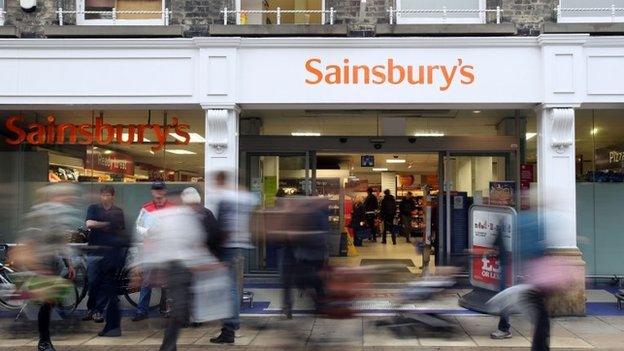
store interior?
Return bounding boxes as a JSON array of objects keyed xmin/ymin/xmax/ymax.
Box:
[{"xmin": 248, "ymin": 151, "xmax": 510, "ymax": 277}]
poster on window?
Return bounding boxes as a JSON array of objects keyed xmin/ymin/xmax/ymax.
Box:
[
  {"xmin": 489, "ymin": 181, "xmax": 515, "ymax": 207},
  {"xmin": 469, "ymin": 205, "xmax": 516, "ymax": 291}
]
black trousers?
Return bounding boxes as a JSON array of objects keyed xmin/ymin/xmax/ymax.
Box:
[
  {"xmin": 160, "ymin": 263, "xmax": 192, "ymax": 351},
  {"xmin": 528, "ymin": 289, "xmax": 550, "ymax": 351},
  {"xmin": 382, "ymin": 218, "xmax": 396, "ymax": 244},
  {"xmin": 38, "ymin": 302, "xmax": 53, "ymax": 342},
  {"xmin": 365, "ymin": 214, "xmax": 377, "ymax": 240}
]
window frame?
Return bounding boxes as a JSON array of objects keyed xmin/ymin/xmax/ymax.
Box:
[
  {"xmin": 76, "ymin": 0, "xmax": 167, "ymax": 26},
  {"xmin": 235, "ymin": 0, "xmax": 327, "ymax": 25},
  {"xmin": 557, "ymin": 1, "xmax": 624, "ymax": 23},
  {"xmin": 396, "ymin": 0, "xmax": 486, "ymax": 25}
]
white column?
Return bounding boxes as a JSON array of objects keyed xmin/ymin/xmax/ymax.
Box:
[
  {"xmin": 536, "ymin": 107, "xmax": 577, "ymax": 249},
  {"xmin": 203, "ymin": 106, "xmax": 240, "ymax": 211}
]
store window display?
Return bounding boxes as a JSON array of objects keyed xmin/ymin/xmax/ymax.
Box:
[{"xmin": 0, "ymin": 110, "xmax": 205, "ymax": 243}]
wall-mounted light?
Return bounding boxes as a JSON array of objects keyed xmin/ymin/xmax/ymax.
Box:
[
  {"xmin": 414, "ymin": 132, "xmax": 445, "ymax": 137},
  {"xmin": 291, "ymin": 132, "xmax": 321, "ymax": 136},
  {"xmin": 526, "ymin": 133, "xmax": 537, "ymax": 140},
  {"xmin": 372, "ymin": 168, "xmax": 388, "ymax": 172}
]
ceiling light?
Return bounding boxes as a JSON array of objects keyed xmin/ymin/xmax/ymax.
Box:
[
  {"xmin": 291, "ymin": 132, "xmax": 321, "ymax": 136},
  {"xmin": 526, "ymin": 133, "xmax": 537, "ymax": 140},
  {"xmin": 103, "ymin": 150, "xmax": 113, "ymax": 154},
  {"xmin": 121, "ymin": 132, "xmax": 150, "ymax": 143},
  {"xmin": 473, "ymin": 110, "xmax": 482, "ymax": 114},
  {"xmin": 149, "ymin": 150, "xmax": 155, "ymax": 155},
  {"xmin": 414, "ymin": 132, "xmax": 445, "ymax": 137},
  {"xmin": 386, "ymin": 159, "xmax": 406, "ymax": 164},
  {"xmin": 591, "ymin": 128, "xmax": 599, "ymax": 135},
  {"xmin": 169, "ymin": 132, "xmax": 205, "ymax": 143},
  {"xmin": 372, "ymin": 168, "xmax": 388, "ymax": 172},
  {"xmin": 165, "ymin": 149, "xmax": 197, "ymax": 155}
]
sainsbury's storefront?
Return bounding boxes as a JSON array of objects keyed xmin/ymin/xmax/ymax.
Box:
[{"xmin": 2, "ymin": 34, "xmax": 624, "ymax": 314}]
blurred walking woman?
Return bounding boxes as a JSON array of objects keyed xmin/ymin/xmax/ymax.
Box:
[{"xmin": 10, "ymin": 184, "xmax": 83, "ymax": 351}]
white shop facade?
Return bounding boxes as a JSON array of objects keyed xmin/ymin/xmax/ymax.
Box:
[{"xmin": 2, "ymin": 35, "xmax": 624, "ymax": 314}]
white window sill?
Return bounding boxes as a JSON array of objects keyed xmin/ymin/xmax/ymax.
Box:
[
  {"xmin": 396, "ymin": 18, "xmax": 486, "ymax": 25},
  {"xmin": 557, "ymin": 16, "xmax": 624, "ymax": 24},
  {"xmin": 76, "ymin": 20, "xmax": 166, "ymax": 26}
]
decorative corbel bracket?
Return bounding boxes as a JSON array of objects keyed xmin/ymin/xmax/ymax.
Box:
[
  {"xmin": 206, "ymin": 109, "xmax": 229, "ymax": 154},
  {"xmin": 550, "ymin": 108, "xmax": 574, "ymax": 154}
]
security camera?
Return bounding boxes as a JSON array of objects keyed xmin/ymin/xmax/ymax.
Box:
[
  {"xmin": 20, "ymin": 0, "xmax": 36, "ymax": 12},
  {"xmin": 339, "ymin": 137, "xmax": 348, "ymax": 144},
  {"xmin": 374, "ymin": 143, "xmax": 382, "ymax": 150},
  {"xmin": 408, "ymin": 137, "xmax": 416, "ymax": 144}
]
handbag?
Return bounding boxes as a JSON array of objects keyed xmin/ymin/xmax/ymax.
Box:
[{"xmin": 191, "ymin": 265, "xmax": 233, "ymax": 323}]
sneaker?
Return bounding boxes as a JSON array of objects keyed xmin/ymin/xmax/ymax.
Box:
[
  {"xmin": 210, "ymin": 330, "xmax": 235, "ymax": 344},
  {"xmin": 131, "ymin": 313, "xmax": 148, "ymax": 322},
  {"xmin": 92, "ymin": 312, "xmax": 104, "ymax": 323},
  {"xmin": 37, "ymin": 340, "xmax": 56, "ymax": 351},
  {"xmin": 81, "ymin": 311, "xmax": 94, "ymax": 321},
  {"xmin": 490, "ymin": 330, "xmax": 512, "ymax": 339}
]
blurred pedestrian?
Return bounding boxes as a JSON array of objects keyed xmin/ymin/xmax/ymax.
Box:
[
  {"xmin": 210, "ymin": 171, "xmax": 258, "ymax": 344},
  {"xmin": 83, "ymin": 185, "xmax": 123, "ymax": 324},
  {"xmin": 289, "ymin": 197, "xmax": 329, "ymax": 313},
  {"xmin": 363, "ymin": 187, "xmax": 378, "ymax": 242},
  {"xmin": 181, "ymin": 187, "xmax": 219, "ymax": 256},
  {"xmin": 398, "ymin": 191, "xmax": 415, "ymax": 243},
  {"xmin": 380, "ymin": 189, "xmax": 397, "ymax": 245},
  {"xmin": 132, "ymin": 181, "xmax": 171, "ymax": 322},
  {"xmin": 138, "ymin": 190, "xmax": 220, "ymax": 351},
  {"xmin": 11, "ymin": 184, "xmax": 82, "ymax": 351}
]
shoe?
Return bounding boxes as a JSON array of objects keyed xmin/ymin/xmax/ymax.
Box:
[
  {"xmin": 490, "ymin": 330, "xmax": 512, "ymax": 339},
  {"xmin": 131, "ymin": 313, "xmax": 148, "ymax": 322},
  {"xmin": 282, "ymin": 308, "xmax": 293, "ymax": 320},
  {"xmin": 210, "ymin": 330, "xmax": 235, "ymax": 344},
  {"xmin": 92, "ymin": 312, "xmax": 104, "ymax": 323},
  {"xmin": 98, "ymin": 328, "xmax": 121, "ymax": 337},
  {"xmin": 81, "ymin": 311, "xmax": 94, "ymax": 321},
  {"xmin": 38, "ymin": 340, "xmax": 56, "ymax": 351},
  {"xmin": 190, "ymin": 322, "xmax": 203, "ymax": 328}
]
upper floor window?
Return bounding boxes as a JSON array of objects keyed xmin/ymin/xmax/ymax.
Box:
[
  {"xmin": 77, "ymin": 0, "xmax": 167, "ymax": 25},
  {"xmin": 557, "ymin": 0, "xmax": 624, "ymax": 23},
  {"xmin": 236, "ymin": 0, "xmax": 326, "ymax": 25},
  {"xmin": 0, "ymin": 0, "xmax": 5, "ymax": 26},
  {"xmin": 396, "ymin": 0, "xmax": 486, "ymax": 24}
]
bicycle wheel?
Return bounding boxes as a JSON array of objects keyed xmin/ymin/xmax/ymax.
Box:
[
  {"xmin": 73, "ymin": 264, "xmax": 88, "ymax": 305},
  {"xmin": 0, "ymin": 270, "xmax": 25, "ymax": 310},
  {"xmin": 120, "ymin": 268, "xmax": 163, "ymax": 311}
]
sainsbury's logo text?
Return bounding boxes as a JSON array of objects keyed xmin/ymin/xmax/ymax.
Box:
[{"xmin": 305, "ymin": 58, "xmax": 475, "ymax": 91}]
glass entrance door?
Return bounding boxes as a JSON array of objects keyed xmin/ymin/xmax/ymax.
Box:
[
  {"xmin": 439, "ymin": 153, "xmax": 515, "ymax": 268},
  {"xmin": 243, "ymin": 152, "xmax": 314, "ymax": 272}
]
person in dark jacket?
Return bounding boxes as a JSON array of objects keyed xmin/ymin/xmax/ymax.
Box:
[
  {"xmin": 363, "ymin": 187, "xmax": 379, "ymax": 242},
  {"xmin": 379, "ymin": 189, "xmax": 397, "ymax": 245},
  {"xmin": 350, "ymin": 196, "xmax": 367, "ymax": 247},
  {"xmin": 398, "ymin": 192, "xmax": 416, "ymax": 243}
]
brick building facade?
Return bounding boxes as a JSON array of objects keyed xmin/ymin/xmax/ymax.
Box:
[{"xmin": 3, "ymin": 0, "xmax": 561, "ymax": 38}]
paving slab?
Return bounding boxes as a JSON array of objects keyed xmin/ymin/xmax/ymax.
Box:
[
  {"xmin": 307, "ymin": 317, "xmax": 363, "ymax": 347},
  {"xmin": 362, "ymin": 319, "xmax": 421, "ymax": 347}
]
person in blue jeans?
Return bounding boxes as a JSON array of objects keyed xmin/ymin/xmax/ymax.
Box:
[{"xmin": 131, "ymin": 182, "xmax": 171, "ymax": 322}]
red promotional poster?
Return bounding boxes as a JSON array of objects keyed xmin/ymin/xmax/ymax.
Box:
[
  {"xmin": 470, "ymin": 206, "xmax": 516, "ymax": 291},
  {"xmin": 85, "ymin": 148, "xmax": 135, "ymax": 176},
  {"xmin": 520, "ymin": 164, "xmax": 534, "ymax": 210}
]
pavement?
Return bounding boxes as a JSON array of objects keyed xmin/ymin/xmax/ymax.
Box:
[{"xmin": 1, "ymin": 314, "xmax": 624, "ymax": 350}]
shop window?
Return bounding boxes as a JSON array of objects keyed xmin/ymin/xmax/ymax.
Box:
[
  {"xmin": 237, "ymin": 0, "xmax": 325, "ymax": 25},
  {"xmin": 77, "ymin": 0, "xmax": 167, "ymax": 25},
  {"xmin": 396, "ymin": 0, "xmax": 485, "ymax": 24},
  {"xmin": 557, "ymin": 0, "xmax": 624, "ymax": 23},
  {"xmin": 575, "ymin": 109, "xmax": 624, "ymax": 277},
  {"xmin": 0, "ymin": 110, "xmax": 205, "ymax": 243}
]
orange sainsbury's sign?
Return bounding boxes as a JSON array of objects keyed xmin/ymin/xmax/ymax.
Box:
[
  {"xmin": 4, "ymin": 116, "xmax": 190, "ymax": 152},
  {"xmin": 304, "ymin": 57, "xmax": 475, "ymax": 91}
]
